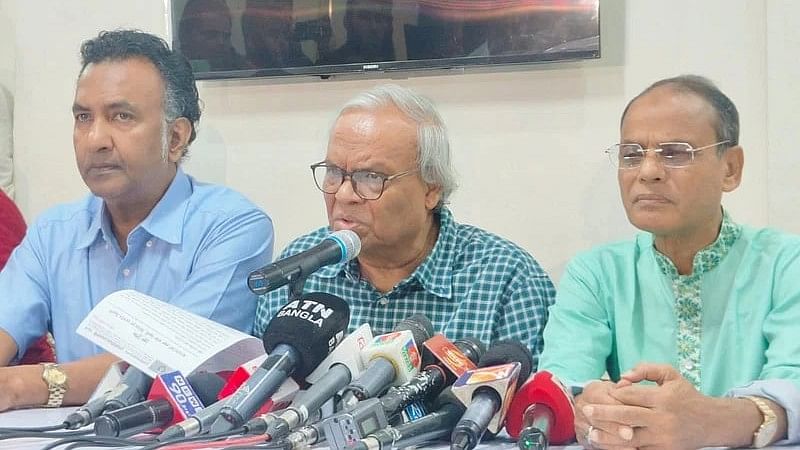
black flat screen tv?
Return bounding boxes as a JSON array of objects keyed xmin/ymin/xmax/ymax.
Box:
[{"xmin": 171, "ymin": 0, "xmax": 600, "ymax": 80}]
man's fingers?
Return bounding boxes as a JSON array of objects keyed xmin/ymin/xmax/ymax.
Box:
[
  {"xmin": 585, "ymin": 424, "xmax": 637, "ymax": 449},
  {"xmin": 619, "ymin": 362, "xmax": 680, "ymax": 385},
  {"xmin": 583, "ymin": 403, "xmax": 653, "ymax": 427},
  {"xmin": 608, "ymin": 384, "xmax": 663, "ymax": 408}
]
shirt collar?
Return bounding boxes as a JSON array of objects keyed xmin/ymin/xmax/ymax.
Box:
[
  {"xmin": 315, "ymin": 207, "xmax": 458, "ymax": 299},
  {"xmin": 653, "ymin": 209, "xmax": 742, "ymax": 279},
  {"xmin": 74, "ymin": 168, "xmax": 192, "ymax": 249}
]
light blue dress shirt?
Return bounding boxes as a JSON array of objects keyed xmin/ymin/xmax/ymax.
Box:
[{"xmin": 0, "ymin": 169, "xmax": 273, "ymax": 363}]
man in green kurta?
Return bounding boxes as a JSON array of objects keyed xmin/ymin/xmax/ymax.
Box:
[{"xmin": 539, "ymin": 75, "xmax": 799, "ymax": 449}]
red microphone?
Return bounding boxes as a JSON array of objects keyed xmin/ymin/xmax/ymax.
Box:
[{"xmin": 505, "ymin": 371, "xmax": 576, "ymax": 450}]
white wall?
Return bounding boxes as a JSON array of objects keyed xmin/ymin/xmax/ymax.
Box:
[
  {"xmin": 8, "ymin": 0, "xmax": 799, "ymax": 282},
  {"xmin": 0, "ymin": 0, "xmax": 15, "ymax": 92}
]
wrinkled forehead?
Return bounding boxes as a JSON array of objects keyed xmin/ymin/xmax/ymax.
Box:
[{"xmin": 327, "ymin": 107, "xmax": 418, "ymax": 166}]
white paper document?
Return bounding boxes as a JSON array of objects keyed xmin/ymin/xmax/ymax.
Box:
[{"xmin": 77, "ymin": 289, "xmax": 265, "ymax": 378}]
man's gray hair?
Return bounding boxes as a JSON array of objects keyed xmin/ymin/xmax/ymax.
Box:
[{"xmin": 335, "ymin": 84, "xmax": 457, "ymax": 208}]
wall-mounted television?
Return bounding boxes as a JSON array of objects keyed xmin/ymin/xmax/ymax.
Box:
[{"xmin": 170, "ymin": 0, "xmax": 600, "ymax": 80}]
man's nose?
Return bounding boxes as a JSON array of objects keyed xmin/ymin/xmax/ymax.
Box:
[
  {"xmin": 85, "ymin": 119, "xmax": 112, "ymax": 152},
  {"xmin": 334, "ymin": 176, "xmax": 362, "ymax": 203},
  {"xmin": 637, "ymin": 151, "xmax": 665, "ymax": 182}
]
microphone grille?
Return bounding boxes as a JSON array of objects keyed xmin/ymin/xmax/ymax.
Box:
[
  {"xmin": 186, "ymin": 372, "xmax": 226, "ymax": 407},
  {"xmin": 453, "ymin": 337, "xmax": 486, "ymax": 364},
  {"xmin": 393, "ymin": 313, "xmax": 434, "ymax": 346},
  {"xmin": 329, "ymin": 230, "xmax": 361, "ymax": 262},
  {"xmin": 478, "ymin": 340, "xmax": 534, "ymax": 388}
]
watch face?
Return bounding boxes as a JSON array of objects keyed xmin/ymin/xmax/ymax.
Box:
[
  {"xmin": 51, "ymin": 371, "xmax": 68, "ymax": 385},
  {"xmin": 754, "ymin": 421, "xmax": 778, "ymax": 448},
  {"xmin": 44, "ymin": 365, "xmax": 67, "ymax": 385}
]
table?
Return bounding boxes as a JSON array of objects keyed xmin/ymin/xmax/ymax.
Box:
[{"xmin": 0, "ymin": 408, "xmax": 795, "ymax": 450}]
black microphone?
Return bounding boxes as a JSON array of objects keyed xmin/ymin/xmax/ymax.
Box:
[
  {"xmin": 94, "ymin": 371, "xmax": 224, "ymax": 438},
  {"xmin": 379, "ymin": 336, "xmax": 485, "ymax": 420},
  {"xmin": 350, "ymin": 388, "xmax": 466, "ymax": 450},
  {"xmin": 248, "ymin": 324, "xmax": 373, "ymax": 438},
  {"xmin": 450, "ymin": 340, "xmax": 534, "ymax": 450},
  {"xmin": 64, "ymin": 366, "xmax": 153, "ymax": 429},
  {"xmin": 208, "ymin": 292, "xmax": 350, "ymax": 433},
  {"xmin": 248, "ymin": 230, "xmax": 360, "ymax": 295}
]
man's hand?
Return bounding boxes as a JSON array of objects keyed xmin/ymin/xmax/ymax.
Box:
[
  {"xmin": 0, "ymin": 364, "xmax": 49, "ymax": 411},
  {"xmin": 574, "ymin": 380, "xmax": 633, "ymax": 449},
  {"xmin": 0, "ymin": 353, "xmax": 120, "ymax": 412},
  {"xmin": 585, "ymin": 363, "xmax": 709, "ymax": 449},
  {"xmin": 583, "ymin": 363, "xmax": 765, "ymax": 450}
]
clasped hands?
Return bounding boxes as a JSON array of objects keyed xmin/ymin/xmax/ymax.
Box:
[{"xmin": 575, "ymin": 363, "xmax": 710, "ymax": 450}]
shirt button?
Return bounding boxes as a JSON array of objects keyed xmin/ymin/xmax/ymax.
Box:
[
  {"xmin": 146, "ymin": 240, "xmax": 153, "ymax": 248},
  {"xmin": 122, "ymin": 268, "xmax": 131, "ymax": 277},
  {"xmin": 378, "ymin": 297, "xmax": 389, "ymax": 306},
  {"xmin": 684, "ymin": 362, "xmax": 694, "ymax": 371}
]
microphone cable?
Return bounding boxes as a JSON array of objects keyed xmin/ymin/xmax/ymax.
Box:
[
  {"xmin": 0, "ymin": 423, "xmax": 70, "ymax": 433},
  {"xmin": 0, "ymin": 428, "xmax": 93, "ymax": 441},
  {"xmin": 36, "ymin": 426, "xmax": 244, "ymax": 450},
  {"xmin": 39, "ymin": 434, "xmax": 152, "ymax": 450}
]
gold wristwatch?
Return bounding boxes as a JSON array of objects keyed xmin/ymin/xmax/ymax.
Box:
[
  {"xmin": 744, "ymin": 395, "xmax": 779, "ymax": 448},
  {"xmin": 41, "ymin": 363, "xmax": 68, "ymax": 408}
]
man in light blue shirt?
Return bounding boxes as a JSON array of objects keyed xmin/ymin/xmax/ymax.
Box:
[
  {"xmin": 539, "ymin": 75, "xmax": 799, "ymax": 448},
  {"xmin": 0, "ymin": 30, "xmax": 273, "ymax": 411}
]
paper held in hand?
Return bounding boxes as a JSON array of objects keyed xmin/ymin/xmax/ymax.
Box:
[{"xmin": 76, "ymin": 289, "xmax": 265, "ymax": 377}]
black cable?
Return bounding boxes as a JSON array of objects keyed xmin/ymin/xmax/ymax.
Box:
[
  {"xmin": 58, "ymin": 434, "xmax": 157, "ymax": 450},
  {"xmin": 63, "ymin": 441, "xmax": 128, "ymax": 450},
  {"xmin": 135, "ymin": 427, "xmax": 247, "ymax": 450},
  {"xmin": 220, "ymin": 442, "xmax": 290, "ymax": 450},
  {"xmin": 38, "ymin": 435, "xmax": 146, "ymax": 450},
  {"xmin": 0, "ymin": 422, "xmax": 68, "ymax": 433},
  {"xmin": 0, "ymin": 428, "xmax": 93, "ymax": 440}
]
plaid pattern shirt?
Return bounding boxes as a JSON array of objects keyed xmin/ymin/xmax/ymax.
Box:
[{"xmin": 254, "ymin": 208, "xmax": 556, "ymax": 365}]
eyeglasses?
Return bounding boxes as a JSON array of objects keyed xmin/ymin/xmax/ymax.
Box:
[
  {"xmin": 310, "ymin": 162, "xmax": 419, "ymax": 200},
  {"xmin": 604, "ymin": 140, "xmax": 731, "ymax": 169}
]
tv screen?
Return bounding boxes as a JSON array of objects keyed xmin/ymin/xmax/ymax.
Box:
[{"xmin": 171, "ymin": 0, "xmax": 600, "ymax": 80}]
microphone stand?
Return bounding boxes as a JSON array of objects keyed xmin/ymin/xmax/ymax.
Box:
[{"xmin": 285, "ymin": 269, "xmax": 307, "ymax": 301}]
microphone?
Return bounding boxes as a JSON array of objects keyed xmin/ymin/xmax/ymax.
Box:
[
  {"xmin": 349, "ymin": 388, "xmax": 466, "ymax": 450},
  {"xmin": 157, "ymin": 360, "xmax": 300, "ymax": 442},
  {"xmin": 450, "ymin": 340, "xmax": 534, "ymax": 450},
  {"xmin": 248, "ymin": 230, "xmax": 360, "ymax": 295},
  {"xmin": 505, "ymin": 371, "xmax": 576, "ymax": 450},
  {"xmin": 340, "ymin": 314, "xmax": 434, "ymax": 406},
  {"xmin": 64, "ymin": 366, "xmax": 153, "ymax": 429},
  {"xmin": 94, "ymin": 371, "xmax": 224, "ymax": 437},
  {"xmin": 216, "ymin": 354, "xmax": 300, "ymax": 414},
  {"xmin": 245, "ymin": 324, "xmax": 374, "ymax": 437},
  {"xmin": 379, "ymin": 335, "xmax": 485, "ymax": 420},
  {"xmin": 209, "ymin": 292, "xmax": 350, "ymax": 433}
]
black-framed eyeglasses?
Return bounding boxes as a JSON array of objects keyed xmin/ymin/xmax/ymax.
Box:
[
  {"xmin": 310, "ymin": 162, "xmax": 419, "ymax": 200},
  {"xmin": 604, "ymin": 140, "xmax": 731, "ymax": 169}
]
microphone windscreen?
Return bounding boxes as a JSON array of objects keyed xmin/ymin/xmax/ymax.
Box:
[
  {"xmin": 394, "ymin": 314, "xmax": 434, "ymax": 347},
  {"xmin": 505, "ymin": 371, "xmax": 575, "ymax": 443},
  {"xmin": 330, "ymin": 230, "xmax": 361, "ymax": 262},
  {"xmin": 186, "ymin": 372, "xmax": 226, "ymax": 407},
  {"xmin": 477, "ymin": 340, "xmax": 534, "ymax": 388},
  {"xmin": 262, "ymin": 292, "xmax": 350, "ymax": 379},
  {"xmin": 453, "ymin": 337, "xmax": 486, "ymax": 363}
]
